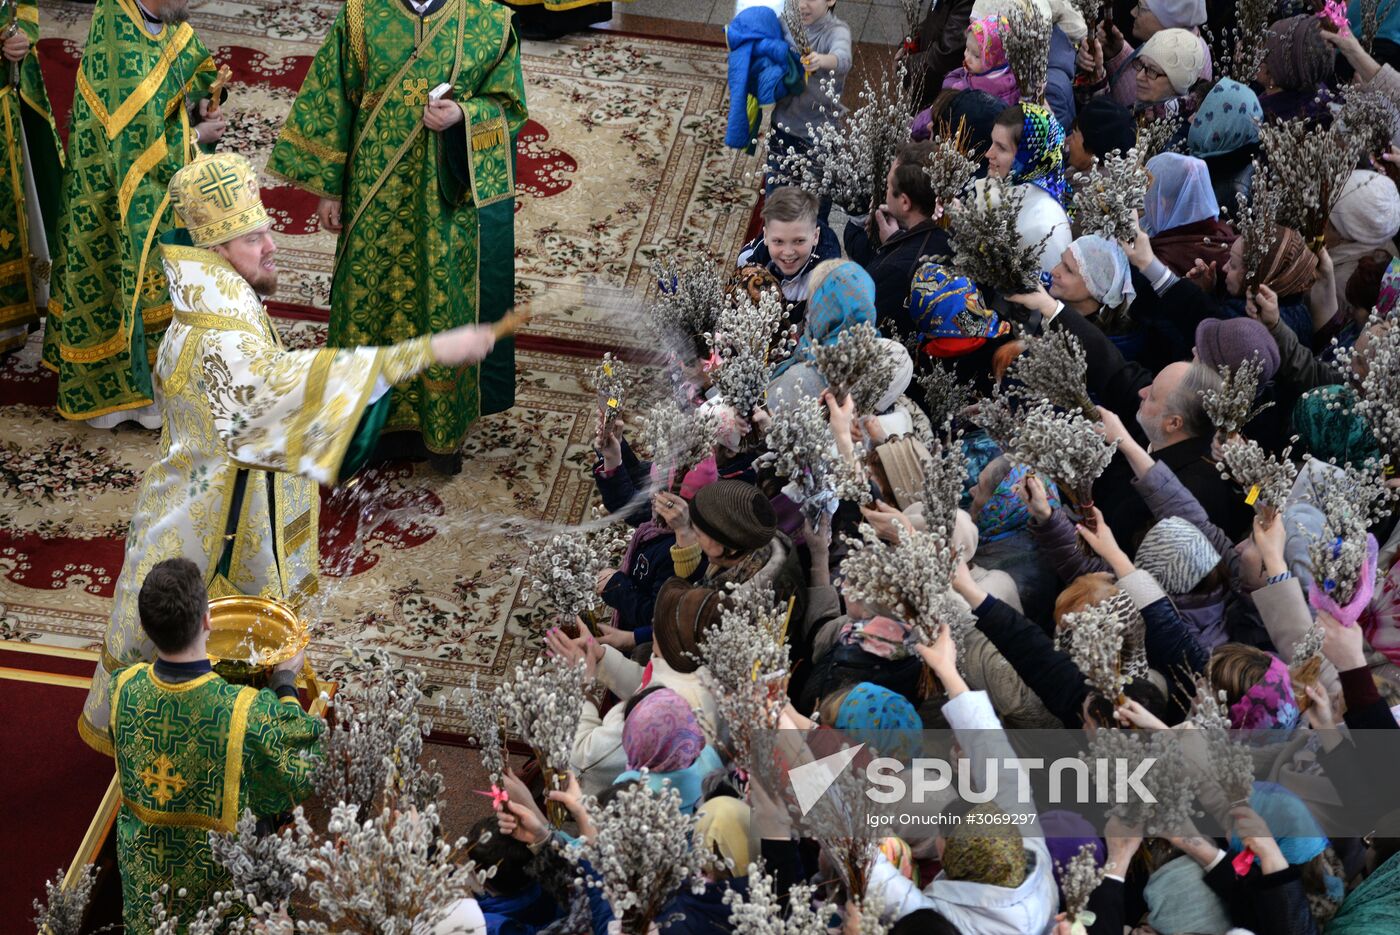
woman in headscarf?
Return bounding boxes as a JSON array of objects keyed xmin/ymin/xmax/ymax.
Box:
[
  {"xmin": 1187, "ymin": 78, "xmax": 1264, "ymax": 210},
  {"xmin": 905, "ymin": 261, "xmax": 1012, "ymax": 395},
  {"xmin": 1084, "ymin": 0, "xmax": 1211, "ymax": 110},
  {"xmin": 984, "ymin": 103, "xmax": 1073, "ymax": 278},
  {"xmin": 1144, "ymin": 152, "xmax": 1236, "ymax": 277},
  {"xmin": 1128, "ymin": 27, "xmax": 1207, "ymax": 122},
  {"xmin": 1324, "ymin": 170, "xmax": 1400, "ymax": 329},
  {"xmin": 617, "ymin": 686, "xmax": 723, "ymax": 813},
  {"xmin": 1005, "ymin": 234, "xmax": 1142, "ymax": 351},
  {"xmin": 1258, "ymin": 13, "xmax": 1335, "ymax": 122},
  {"xmin": 1213, "ymin": 224, "xmax": 1322, "ymax": 345},
  {"xmin": 770, "ymin": 260, "xmax": 875, "ymax": 378}
]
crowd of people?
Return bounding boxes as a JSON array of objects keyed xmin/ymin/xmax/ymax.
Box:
[{"xmin": 468, "ymin": 0, "xmax": 1400, "ymax": 933}]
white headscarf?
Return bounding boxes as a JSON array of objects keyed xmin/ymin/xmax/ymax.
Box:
[
  {"xmin": 1143, "ymin": 152, "xmax": 1220, "ymax": 235},
  {"xmin": 1330, "ymin": 169, "xmax": 1400, "ymax": 247},
  {"xmin": 1069, "ymin": 235, "xmax": 1136, "ymax": 310}
]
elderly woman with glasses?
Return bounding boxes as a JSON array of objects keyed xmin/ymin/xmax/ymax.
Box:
[{"xmin": 1127, "ymin": 28, "xmax": 1206, "ymax": 122}]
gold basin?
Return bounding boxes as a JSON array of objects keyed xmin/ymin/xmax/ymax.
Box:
[{"xmin": 207, "ymin": 595, "xmax": 310, "ymax": 684}]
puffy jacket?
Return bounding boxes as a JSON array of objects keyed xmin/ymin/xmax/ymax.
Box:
[{"xmin": 725, "ymin": 7, "xmax": 802, "ymax": 150}]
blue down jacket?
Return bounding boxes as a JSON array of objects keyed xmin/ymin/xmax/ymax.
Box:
[{"xmin": 725, "ymin": 6, "xmax": 802, "ymax": 150}]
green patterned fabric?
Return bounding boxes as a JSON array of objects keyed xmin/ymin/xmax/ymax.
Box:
[
  {"xmin": 267, "ymin": 0, "xmax": 526, "ymax": 453},
  {"xmin": 0, "ymin": 1, "xmax": 63, "ymax": 353},
  {"xmin": 110, "ymin": 663, "xmax": 322, "ymax": 935},
  {"xmin": 41, "ymin": 0, "xmax": 215, "ymax": 420}
]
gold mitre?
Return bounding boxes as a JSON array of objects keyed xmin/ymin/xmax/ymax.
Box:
[{"xmin": 169, "ymin": 153, "xmax": 271, "ymax": 248}]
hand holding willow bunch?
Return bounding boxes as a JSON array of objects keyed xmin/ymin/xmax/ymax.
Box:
[
  {"xmin": 1085, "ymin": 729, "xmax": 1201, "ymax": 836},
  {"xmin": 1004, "ymin": 0, "xmax": 1052, "ymax": 103},
  {"xmin": 1233, "ymin": 170, "xmax": 1281, "ymax": 299},
  {"xmin": 313, "ymin": 649, "xmax": 442, "ymax": 815},
  {"xmin": 706, "ymin": 289, "xmax": 786, "ymax": 418},
  {"xmin": 1006, "ymin": 330, "xmax": 1099, "ymax": 419},
  {"xmin": 1289, "ymin": 623, "xmax": 1327, "ymax": 707},
  {"xmin": 1306, "ymin": 462, "xmax": 1394, "ymax": 607},
  {"xmin": 763, "ymin": 392, "xmax": 869, "ymax": 522},
  {"xmin": 521, "ymin": 522, "xmax": 630, "ymax": 625},
  {"xmin": 1006, "ymin": 400, "xmax": 1118, "ymax": 527},
  {"xmin": 1200, "ymin": 356, "xmax": 1272, "ymax": 442},
  {"xmin": 1070, "ymin": 150, "xmax": 1149, "ymax": 243},
  {"xmin": 1260, "ymin": 119, "xmax": 1362, "ymax": 246},
  {"xmin": 1057, "ymin": 843, "xmax": 1107, "ymax": 928},
  {"xmin": 1335, "ymin": 315, "xmax": 1400, "ymax": 463},
  {"xmin": 811, "ymin": 321, "xmax": 897, "ymax": 412},
  {"xmin": 1216, "ymin": 437, "xmax": 1298, "ymax": 523},
  {"xmin": 594, "ymin": 353, "xmax": 629, "ymax": 427},
  {"xmin": 1064, "ymin": 591, "xmax": 1142, "ymax": 704},
  {"xmin": 570, "ymin": 780, "xmax": 707, "ymax": 935},
  {"xmin": 944, "ymin": 178, "xmax": 1051, "ymax": 295},
  {"xmin": 500, "ymin": 656, "xmax": 587, "ymax": 825}
]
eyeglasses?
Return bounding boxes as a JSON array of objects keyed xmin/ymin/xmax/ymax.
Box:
[{"xmin": 1133, "ymin": 58, "xmax": 1166, "ymax": 81}]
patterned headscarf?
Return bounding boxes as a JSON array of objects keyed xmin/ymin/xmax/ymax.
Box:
[
  {"xmin": 623, "ymin": 688, "xmax": 706, "ymax": 772},
  {"xmin": 1011, "ymin": 103, "xmax": 1067, "ymax": 204},
  {"xmin": 1228, "ymin": 654, "xmax": 1300, "ymax": 730},
  {"xmin": 1258, "ymin": 226, "xmax": 1320, "ymax": 298},
  {"xmin": 968, "ymin": 16, "xmax": 1009, "ymax": 70},
  {"xmin": 1292, "ymin": 386, "xmax": 1382, "ymax": 468},
  {"xmin": 1378, "ymin": 257, "xmax": 1400, "ymax": 319},
  {"xmin": 772, "ymin": 260, "xmax": 876, "ymax": 376},
  {"xmin": 976, "ymin": 462, "xmax": 1062, "ymax": 541},
  {"xmin": 1187, "ymin": 78, "xmax": 1263, "ymax": 159},
  {"xmin": 1068, "ymin": 236, "xmax": 1136, "ymax": 310},
  {"xmin": 1263, "ymin": 14, "xmax": 1335, "ymax": 91},
  {"xmin": 908, "ymin": 262, "xmax": 1010, "ymax": 356},
  {"xmin": 833, "ymin": 682, "xmax": 922, "ymax": 759}
]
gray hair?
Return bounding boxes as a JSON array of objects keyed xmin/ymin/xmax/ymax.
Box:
[{"xmin": 1164, "ymin": 361, "xmax": 1223, "ymax": 440}]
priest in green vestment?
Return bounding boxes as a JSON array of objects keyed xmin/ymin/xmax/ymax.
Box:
[
  {"xmin": 80, "ymin": 152, "xmax": 499, "ymax": 754},
  {"xmin": 0, "ymin": 2, "xmax": 64, "ymax": 355},
  {"xmin": 111, "ymin": 557, "xmax": 324, "ymax": 934},
  {"xmin": 268, "ymin": 0, "xmax": 527, "ymax": 472},
  {"xmin": 41, "ymin": 0, "xmax": 227, "ymax": 428}
]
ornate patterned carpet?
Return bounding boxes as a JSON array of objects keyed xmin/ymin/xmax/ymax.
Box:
[{"xmin": 0, "ymin": 0, "xmax": 760, "ymax": 728}]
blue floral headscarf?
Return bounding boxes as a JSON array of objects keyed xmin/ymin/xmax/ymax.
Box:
[
  {"xmin": 1187, "ymin": 78, "xmax": 1262, "ymax": 159},
  {"xmin": 977, "ymin": 462, "xmax": 1062, "ymax": 541},
  {"xmin": 772, "ymin": 261, "xmax": 875, "ymax": 376},
  {"xmin": 908, "ymin": 262, "xmax": 1010, "ymax": 348},
  {"xmin": 834, "ymin": 682, "xmax": 922, "ymax": 759},
  {"xmin": 1011, "ymin": 103, "xmax": 1067, "ymax": 204}
]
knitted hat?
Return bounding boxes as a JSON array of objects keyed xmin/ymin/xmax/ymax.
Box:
[
  {"xmin": 941, "ymin": 804, "xmax": 1027, "ymax": 888},
  {"xmin": 1194, "ymin": 318, "xmax": 1281, "ymax": 383},
  {"xmin": 1134, "ymin": 517, "xmax": 1221, "ymax": 594},
  {"xmin": 1263, "ymin": 14, "xmax": 1334, "ymax": 92},
  {"xmin": 652, "ymin": 578, "xmax": 725, "ymax": 674},
  {"xmin": 1145, "ymin": 855, "xmax": 1232, "ymax": 935},
  {"xmin": 1139, "ymin": 29, "xmax": 1206, "ymax": 96},
  {"xmin": 1144, "ymin": 0, "xmax": 1206, "ymax": 27},
  {"xmin": 1075, "ymin": 97, "xmax": 1136, "ymax": 160},
  {"xmin": 688, "ymin": 479, "xmax": 776, "ymax": 554},
  {"xmin": 1330, "ymin": 170, "xmax": 1400, "ymax": 248}
]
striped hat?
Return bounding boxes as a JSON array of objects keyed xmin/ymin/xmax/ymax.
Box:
[{"xmin": 1134, "ymin": 517, "xmax": 1220, "ymax": 594}]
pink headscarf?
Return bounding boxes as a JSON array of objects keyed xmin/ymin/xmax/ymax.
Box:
[
  {"xmin": 968, "ymin": 16, "xmax": 1009, "ymax": 71},
  {"xmin": 623, "ymin": 688, "xmax": 705, "ymax": 773},
  {"xmin": 1229, "ymin": 655, "xmax": 1301, "ymax": 731}
]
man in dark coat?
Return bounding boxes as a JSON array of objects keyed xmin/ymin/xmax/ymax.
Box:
[{"xmin": 844, "ymin": 141, "xmax": 951, "ymax": 338}]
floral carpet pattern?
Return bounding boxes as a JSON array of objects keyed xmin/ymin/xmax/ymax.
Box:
[{"xmin": 0, "ymin": 1, "xmax": 760, "ymax": 728}]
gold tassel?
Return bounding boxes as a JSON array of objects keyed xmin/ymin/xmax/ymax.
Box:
[{"xmin": 470, "ymin": 123, "xmax": 505, "ymax": 152}]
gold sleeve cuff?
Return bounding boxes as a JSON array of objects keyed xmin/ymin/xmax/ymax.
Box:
[{"xmin": 381, "ymin": 334, "xmax": 434, "ymax": 385}]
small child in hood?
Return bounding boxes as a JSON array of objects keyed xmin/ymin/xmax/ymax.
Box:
[{"xmin": 941, "ymin": 17, "xmax": 1020, "ymax": 106}]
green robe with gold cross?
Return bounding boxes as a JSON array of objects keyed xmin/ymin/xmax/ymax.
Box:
[
  {"xmin": 40, "ymin": 0, "xmax": 216, "ymax": 421},
  {"xmin": 267, "ymin": 0, "xmax": 526, "ymax": 454},
  {"xmin": 110, "ymin": 662, "xmax": 323, "ymax": 935},
  {"xmin": 0, "ymin": 1, "xmax": 64, "ymax": 354}
]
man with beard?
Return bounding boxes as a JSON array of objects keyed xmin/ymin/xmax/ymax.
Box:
[
  {"xmin": 78, "ymin": 153, "xmax": 498, "ymax": 756},
  {"xmin": 42, "ymin": 0, "xmax": 226, "ymax": 428}
]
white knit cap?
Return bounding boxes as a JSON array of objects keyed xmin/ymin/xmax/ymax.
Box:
[
  {"xmin": 1134, "ymin": 516, "xmax": 1221, "ymax": 594},
  {"xmin": 1330, "ymin": 169, "xmax": 1400, "ymax": 247},
  {"xmin": 1139, "ymin": 28, "xmax": 1207, "ymax": 96}
]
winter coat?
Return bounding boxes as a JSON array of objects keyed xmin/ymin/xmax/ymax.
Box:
[
  {"xmin": 942, "ymin": 64, "xmax": 1021, "ymax": 107},
  {"xmin": 724, "ymin": 7, "xmax": 802, "ymax": 150},
  {"xmin": 843, "ymin": 218, "xmax": 952, "ymax": 336}
]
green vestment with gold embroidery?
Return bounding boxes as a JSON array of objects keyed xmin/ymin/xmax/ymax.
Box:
[
  {"xmin": 0, "ymin": 1, "xmax": 64, "ymax": 353},
  {"xmin": 79, "ymin": 238, "xmax": 437, "ymax": 754},
  {"xmin": 110, "ymin": 662, "xmax": 324, "ymax": 935},
  {"xmin": 267, "ymin": 0, "xmax": 526, "ymax": 454},
  {"xmin": 40, "ymin": 0, "xmax": 217, "ymax": 420}
]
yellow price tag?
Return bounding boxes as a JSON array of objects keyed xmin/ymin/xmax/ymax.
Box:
[
  {"xmin": 1245, "ymin": 484, "xmax": 1260, "ymax": 506},
  {"xmin": 606, "ymin": 397, "xmax": 619, "ymax": 408}
]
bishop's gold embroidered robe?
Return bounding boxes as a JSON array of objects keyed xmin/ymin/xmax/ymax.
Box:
[{"xmin": 79, "ymin": 236, "xmax": 435, "ymax": 754}]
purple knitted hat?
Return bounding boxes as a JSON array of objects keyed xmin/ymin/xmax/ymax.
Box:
[{"xmin": 1195, "ymin": 317, "xmax": 1281, "ymax": 384}]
